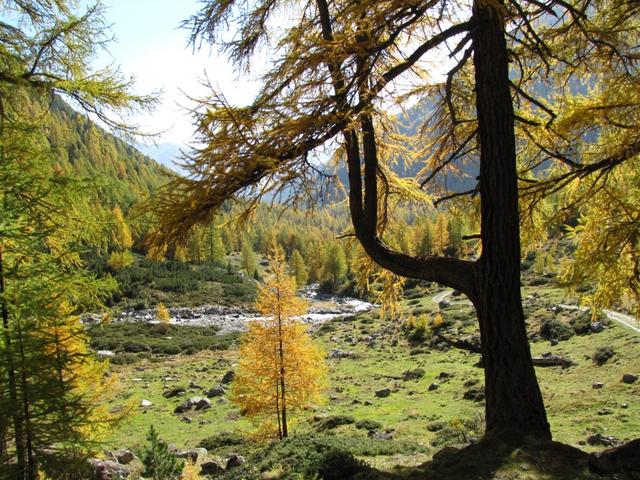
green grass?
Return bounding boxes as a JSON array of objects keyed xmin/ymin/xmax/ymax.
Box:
[{"xmin": 99, "ymin": 281, "xmax": 640, "ymax": 478}]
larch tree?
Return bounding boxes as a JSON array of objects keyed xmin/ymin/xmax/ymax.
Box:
[
  {"xmin": 148, "ymin": 0, "xmax": 640, "ymax": 442},
  {"xmin": 0, "ymin": 0, "xmax": 153, "ymax": 477},
  {"xmin": 231, "ymin": 244, "xmax": 327, "ymax": 439},
  {"xmin": 289, "ymin": 249, "xmax": 309, "ymax": 287}
]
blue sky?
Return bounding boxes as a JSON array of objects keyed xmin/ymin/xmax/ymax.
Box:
[{"xmin": 97, "ymin": 0, "xmax": 260, "ymax": 146}]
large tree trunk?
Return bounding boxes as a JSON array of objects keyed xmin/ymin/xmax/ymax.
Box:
[{"xmin": 472, "ymin": 0, "xmax": 551, "ymax": 441}]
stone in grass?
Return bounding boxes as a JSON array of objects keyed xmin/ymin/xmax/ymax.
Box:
[
  {"xmin": 375, "ymin": 388, "xmax": 391, "ymax": 398},
  {"xmin": 402, "ymin": 368, "xmax": 426, "ymax": 381},
  {"xmin": 221, "ymin": 370, "xmax": 235, "ymax": 384},
  {"xmin": 592, "ymin": 382, "xmax": 605, "ymax": 389},
  {"xmin": 428, "ymin": 383, "xmax": 439, "ymax": 391},
  {"xmin": 225, "ymin": 454, "xmax": 245, "ymax": 469},
  {"xmin": 587, "ymin": 433, "xmax": 619, "ymax": 447},
  {"xmin": 194, "ymin": 397, "xmax": 212, "ymax": 411},
  {"xmin": 592, "ymin": 347, "xmax": 615, "ymax": 366},
  {"xmin": 140, "ymin": 399, "xmax": 152, "ymax": 407},
  {"xmin": 163, "ymin": 387, "xmax": 186, "ymax": 398},
  {"xmin": 621, "ymin": 373, "xmax": 638, "ymax": 384},
  {"xmin": 111, "ymin": 449, "xmax": 135, "ymax": 465},
  {"xmin": 206, "ymin": 385, "xmax": 226, "ymax": 397},
  {"xmin": 201, "ymin": 460, "xmax": 225, "ymax": 476}
]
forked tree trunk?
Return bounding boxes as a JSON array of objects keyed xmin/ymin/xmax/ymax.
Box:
[{"xmin": 471, "ymin": 0, "xmax": 551, "ymax": 441}]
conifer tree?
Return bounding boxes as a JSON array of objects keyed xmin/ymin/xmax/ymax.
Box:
[
  {"xmin": 323, "ymin": 243, "xmax": 347, "ymax": 289},
  {"xmin": 232, "ymin": 244, "xmax": 326, "ymax": 438},
  {"xmin": 289, "ymin": 249, "xmax": 308, "ymax": 287},
  {"xmin": 241, "ymin": 239, "xmax": 257, "ymax": 277},
  {"xmin": 141, "ymin": 426, "xmax": 184, "ymax": 480}
]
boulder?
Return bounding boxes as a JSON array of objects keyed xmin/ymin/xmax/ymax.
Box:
[
  {"xmin": 225, "ymin": 454, "xmax": 245, "ymax": 469},
  {"xmin": 589, "ymin": 439, "xmax": 640, "ymax": 474},
  {"xmin": 111, "ymin": 449, "xmax": 135, "ymax": 465},
  {"xmin": 206, "ymin": 385, "xmax": 226, "ymax": 397},
  {"xmin": 176, "ymin": 448, "xmax": 207, "ymax": 463},
  {"xmin": 369, "ymin": 430, "xmax": 394, "ymax": 440},
  {"xmin": 175, "ymin": 396, "xmax": 205, "ymax": 414},
  {"xmin": 622, "ymin": 373, "xmax": 638, "ymax": 384},
  {"xmin": 221, "ymin": 371, "xmax": 235, "ymax": 384},
  {"xmin": 375, "ymin": 388, "xmax": 391, "ymax": 398},
  {"xmin": 201, "ymin": 460, "xmax": 226, "ymax": 476},
  {"xmin": 163, "ymin": 387, "xmax": 186, "ymax": 398},
  {"xmin": 590, "ymin": 322, "xmax": 605, "ymax": 333},
  {"xmin": 329, "ymin": 349, "xmax": 357, "ymax": 359},
  {"xmin": 194, "ymin": 397, "xmax": 212, "ymax": 411},
  {"xmin": 140, "ymin": 399, "xmax": 152, "ymax": 407},
  {"xmin": 428, "ymin": 383, "xmax": 439, "ymax": 391},
  {"xmin": 402, "ymin": 368, "xmax": 425, "ymax": 381},
  {"xmin": 587, "ymin": 433, "xmax": 619, "ymax": 447},
  {"xmin": 88, "ymin": 459, "xmax": 131, "ymax": 480},
  {"xmin": 592, "ymin": 382, "xmax": 604, "ymax": 389}
]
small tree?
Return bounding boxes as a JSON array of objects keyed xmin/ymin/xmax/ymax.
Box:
[
  {"xmin": 289, "ymin": 249, "xmax": 308, "ymax": 287},
  {"xmin": 141, "ymin": 426, "xmax": 184, "ymax": 480},
  {"xmin": 154, "ymin": 303, "xmax": 171, "ymax": 334},
  {"xmin": 241, "ymin": 239, "xmax": 257, "ymax": 276},
  {"xmin": 232, "ymin": 244, "xmax": 327, "ymax": 439}
]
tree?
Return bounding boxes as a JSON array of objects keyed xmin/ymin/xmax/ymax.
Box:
[
  {"xmin": 0, "ymin": 1, "xmax": 153, "ymax": 477},
  {"xmin": 206, "ymin": 223, "xmax": 227, "ymax": 266},
  {"xmin": 112, "ymin": 206, "xmax": 133, "ymax": 250},
  {"xmin": 150, "ymin": 0, "xmax": 639, "ymax": 442},
  {"xmin": 154, "ymin": 303, "xmax": 171, "ymax": 334},
  {"xmin": 432, "ymin": 213, "xmax": 450, "ymax": 256},
  {"xmin": 231, "ymin": 245, "xmax": 327, "ymax": 438},
  {"xmin": 323, "ymin": 243, "xmax": 347, "ymax": 288},
  {"xmin": 241, "ymin": 239, "xmax": 257, "ymax": 277},
  {"xmin": 141, "ymin": 426, "xmax": 184, "ymax": 480},
  {"xmin": 289, "ymin": 249, "xmax": 308, "ymax": 287}
]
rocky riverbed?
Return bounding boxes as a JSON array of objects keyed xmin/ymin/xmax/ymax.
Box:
[{"xmin": 109, "ymin": 285, "xmax": 374, "ymax": 335}]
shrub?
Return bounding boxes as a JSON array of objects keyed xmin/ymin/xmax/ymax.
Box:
[
  {"xmin": 198, "ymin": 432, "xmax": 245, "ymax": 451},
  {"xmin": 355, "ymin": 419, "xmax": 382, "ymax": 431},
  {"xmin": 592, "ymin": 346, "xmax": 615, "ymax": 366},
  {"xmin": 315, "ymin": 415, "xmax": 355, "ymax": 431},
  {"xmin": 539, "ymin": 318, "xmax": 574, "ymax": 342}
]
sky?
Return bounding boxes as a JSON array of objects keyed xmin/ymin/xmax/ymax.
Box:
[{"xmin": 97, "ymin": 0, "xmax": 260, "ymax": 147}]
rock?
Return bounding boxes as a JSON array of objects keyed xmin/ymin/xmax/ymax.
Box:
[
  {"xmin": 217, "ymin": 396, "xmax": 228, "ymax": 405},
  {"xmin": 163, "ymin": 387, "xmax": 186, "ymax": 398},
  {"xmin": 375, "ymin": 388, "xmax": 391, "ymax": 398},
  {"xmin": 402, "ymin": 368, "xmax": 425, "ymax": 381},
  {"xmin": 96, "ymin": 350, "xmax": 115, "ymax": 359},
  {"xmin": 622, "ymin": 374, "xmax": 638, "ymax": 384},
  {"xmin": 592, "ymin": 382, "xmax": 604, "ymax": 389},
  {"xmin": 201, "ymin": 460, "xmax": 226, "ymax": 475},
  {"xmin": 463, "ymin": 386, "xmax": 485, "ymax": 402},
  {"xmin": 329, "ymin": 349, "xmax": 357, "ymax": 359},
  {"xmin": 463, "ymin": 378, "xmax": 478, "ymax": 388},
  {"xmin": 621, "ymin": 403, "xmax": 629, "ymax": 409},
  {"xmin": 111, "ymin": 449, "xmax": 135, "ymax": 465},
  {"xmin": 587, "ymin": 433, "xmax": 619, "ymax": 447},
  {"xmin": 175, "ymin": 448, "xmax": 207, "ymax": 463},
  {"xmin": 589, "ymin": 439, "xmax": 640, "ymax": 474},
  {"xmin": 597, "ymin": 408, "xmax": 613, "ymax": 416},
  {"xmin": 175, "ymin": 396, "xmax": 205, "ymax": 414},
  {"xmin": 140, "ymin": 399, "xmax": 152, "ymax": 407},
  {"xmin": 428, "ymin": 383, "xmax": 439, "ymax": 391},
  {"xmin": 189, "ymin": 380, "xmax": 204, "ymax": 389},
  {"xmin": 221, "ymin": 371, "xmax": 235, "ymax": 384},
  {"xmin": 206, "ymin": 385, "xmax": 226, "ymax": 397},
  {"xmin": 181, "ymin": 416, "xmax": 193, "ymax": 423},
  {"xmin": 194, "ymin": 397, "xmax": 212, "ymax": 411},
  {"xmin": 225, "ymin": 454, "xmax": 245, "ymax": 469},
  {"xmin": 88, "ymin": 459, "xmax": 131, "ymax": 480},
  {"xmin": 438, "ymin": 300, "xmax": 450, "ymax": 310},
  {"xmin": 364, "ymin": 400, "xmax": 373, "ymax": 406},
  {"xmin": 437, "ymin": 372, "xmax": 452, "ymax": 380},
  {"xmin": 590, "ymin": 322, "xmax": 605, "ymax": 333},
  {"xmin": 369, "ymin": 430, "xmax": 394, "ymax": 440}
]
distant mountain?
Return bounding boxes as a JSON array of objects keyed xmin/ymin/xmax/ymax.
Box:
[
  {"xmin": 47, "ymin": 97, "xmax": 171, "ymax": 211},
  {"xmin": 138, "ymin": 142, "xmax": 186, "ymax": 174}
]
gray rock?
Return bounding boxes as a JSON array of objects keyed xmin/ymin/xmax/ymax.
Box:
[
  {"xmin": 590, "ymin": 322, "xmax": 605, "ymax": 333},
  {"xmin": 140, "ymin": 399, "xmax": 152, "ymax": 407},
  {"xmin": 206, "ymin": 385, "xmax": 226, "ymax": 397},
  {"xmin": 369, "ymin": 430, "xmax": 394, "ymax": 440},
  {"xmin": 375, "ymin": 388, "xmax": 391, "ymax": 398},
  {"xmin": 201, "ymin": 460, "xmax": 226, "ymax": 475},
  {"xmin": 111, "ymin": 449, "xmax": 135, "ymax": 465},
  {"xmin": 195, "ymin": 397, "xmax": 212, "ymax": 410},
  {"xmin": 592, "ymin": 382, "xmax": 605, "ymax": 389},
  {"xmin": 622, "ymin": 374, "xmax": 638, "ymax": 384},
  {"xmin": 329, "ymin": 349, "xmax": 357, "ymax": 359},
  {"xmin": 181, "ymin": 416, "xmax": 193, "ymax": 423},
  {"xmin": 175, "ymin": 448, "xmax": 207, "ymax": 463},
  {"xmin": 221, "ymin": 371, "xmax": 235, "ymax": 384},
  {"xmin": 163, "ymin": 387, "xmax": 186, "ymax": 398},
  {"xmin": 225, "ymin": 454, "xmax": 245, "ymax": 469},
  {"xmin": 428, "ymin": 383, "xmax": 439, "ymax": 391},
  {"xmin": 88, "ymin": 459, "xmax": 131, "ymax": 480},
  {"xmin": 364, "ymin": 400, "xmax": 373, "ymax": 406}
]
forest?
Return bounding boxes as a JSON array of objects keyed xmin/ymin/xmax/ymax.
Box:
[{"xmin": 1, "ymin": 0, "xmax": 639, "ymax": 479}]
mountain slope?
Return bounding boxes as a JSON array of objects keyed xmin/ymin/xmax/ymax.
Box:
[{"xmin": 47, "ymin": 96, "xmax": 171, "ymax": 211}]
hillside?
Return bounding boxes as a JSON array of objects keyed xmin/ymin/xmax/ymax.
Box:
[{"xmin": 46, "ymin": 96, "xmax": 171, "ymax": 211}]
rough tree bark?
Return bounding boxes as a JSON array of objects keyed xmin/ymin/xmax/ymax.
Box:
[{"xmin": 471, "ymin": 0, "xmax": 551, "ymax": 440}]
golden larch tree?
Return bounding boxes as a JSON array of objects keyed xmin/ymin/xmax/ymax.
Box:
[{"xmin": 232, "ymin": 243, "xmax": 327, "ymax": 439}]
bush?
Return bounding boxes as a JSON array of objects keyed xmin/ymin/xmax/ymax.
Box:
[
  {"xmin": 539, "ymin": 318, "xmax": 574, "ymax": 342},
  {"xmin": 315, "ymin": 449, "xmax": 367, "ymax": 480},
  {"xmin": 355, "ymin": 419, "xmax": 382, "ymax": 431},
  {"xmin": 198, "ymin": 432, "xmax": 245, "ymax": 451},
  {"xmin": 592, "ymin": 346, "xmax": 615, "ymax": 366},
  {"xmin": 315, "ymin": 415, "xmax": 355, "ymax": 431}
]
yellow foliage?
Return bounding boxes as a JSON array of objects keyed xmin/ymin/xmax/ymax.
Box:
[
  {"xmin": 232, "ymin": 243, "xmax": 327, "ymax": 438},
  {"xmin": 107, "ymin": 249, "xmax": 134, "ymax": 270},
  {"xmin": 181, "ymin": 461, "xmax": 205, "ymax": 480},
  {"xmin": 153, "ymin": 302, "xmax": 171, "ymax": 334},
  {"xmin": 432, "ymin": 312, "xmax": 444, "ymax": 328}
]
